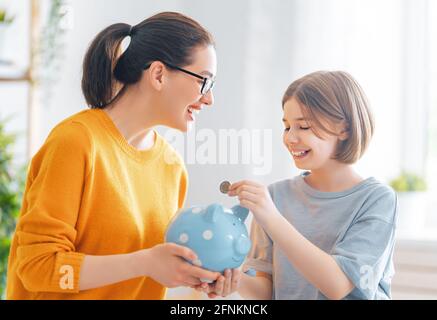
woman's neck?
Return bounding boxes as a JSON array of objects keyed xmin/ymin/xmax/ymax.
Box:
[
  {"xmin": 103, "ymin": 86, "xmax": 159, "ymax": 150},
  {"xmin": 304, "ymin": 163, "xmax": 364, "ymax": 193}
]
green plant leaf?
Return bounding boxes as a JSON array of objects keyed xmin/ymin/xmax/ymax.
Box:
[{"xmin": 389, "ymin": 171, "xmax": 427, "ymax": 192}]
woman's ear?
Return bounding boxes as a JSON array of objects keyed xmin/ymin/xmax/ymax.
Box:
[{"xmin": 147, "ymin": 61, "xmax": 166, "ymax": 91}]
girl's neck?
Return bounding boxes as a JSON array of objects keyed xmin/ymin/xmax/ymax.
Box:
[{"xmin": 304, "ymin": 164, "xmax": 364, "ymax": 193}]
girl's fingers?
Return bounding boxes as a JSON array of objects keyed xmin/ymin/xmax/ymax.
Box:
[
  {"xmin": 214, "ymin": 275, "xmax": 225, "ymax": 296},
  {"xmin": 237, "ymin": 185, "xmax": 260, "ymax": 196},
  {"xmin": 239, "ymin": 198, "xmax": 257, "ymax": 211},
  {"xmin": 222, "ymin": 269, "xmax": 232, "ymax": 297},
  {"xmin": 229, "ymin": 184, "xmax": 260, "ymax": 197},
  {"xmin": 238, "ymin": 190, "xmax": 259, "ymax": 203},
  {"xmin": 186, "ymin": 276, "xmax": 202, "ymax": 286},
  {"xmin": 231, "ymin": 269, "xmax": 241, "ymax": 292},
  {"xmin": 201, "ymin": 282, "xmax": 212, "ymax": 293},
  {"xmin": 229, "ymin": 180, "xmax": 260, "ymax": 192}
]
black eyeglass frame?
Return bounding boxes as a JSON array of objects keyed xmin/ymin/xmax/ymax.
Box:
[{"xmin": 144, "ymin": 61, "xmax": 215, "ymax": 95}]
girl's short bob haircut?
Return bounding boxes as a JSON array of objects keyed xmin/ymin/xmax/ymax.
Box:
[{"xmin": 282, "ymin": 71, "xmax": 375, "ymax": 164}]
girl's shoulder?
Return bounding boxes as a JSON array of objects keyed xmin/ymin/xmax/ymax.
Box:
[
  {"xmin": 268, "ymin": 174, "xmax": 397, "ymax": 224},
  {"xmin": 267, "ymin": 175, "xmax": 302, "ymax": 200},
  {"xmin": 357, "ymin": 178, "xmax": 397, "ymax": 224}
]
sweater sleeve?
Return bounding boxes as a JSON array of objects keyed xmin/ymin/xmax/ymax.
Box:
[
  {"xmin": 14, "ymin": 121, "xmax": 93, "ymax": 293},
  {"xmin": 177, "ymin": 166, "xmax": 188, "ymax": 210}
]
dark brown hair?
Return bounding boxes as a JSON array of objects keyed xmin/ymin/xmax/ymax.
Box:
[
  {"xmin": 282, "ymin": 71, "xmax": 374, "ymax": 164},
  {"xmin": 81, "ymin": 12, "xmax": 215, "ymax": 108}
]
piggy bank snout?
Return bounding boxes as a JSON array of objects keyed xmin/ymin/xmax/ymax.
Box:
[{"xmin": 235, "ymin": 235, "xmax": 251, "ymax": 255}]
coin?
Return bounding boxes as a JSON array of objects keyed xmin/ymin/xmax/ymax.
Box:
[{"xmin": 219, "ymin": 181, "xmax": 231, "ymax": 194}]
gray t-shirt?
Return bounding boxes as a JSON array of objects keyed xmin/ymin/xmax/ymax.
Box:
[{"xmin": 243, "ymin": 172, "xmax": 398, "ymax": 300}]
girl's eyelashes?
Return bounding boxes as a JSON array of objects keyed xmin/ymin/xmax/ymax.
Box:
[{"xmin": 283, "ymin": 126, "xmax": 311, "ymax": 132}]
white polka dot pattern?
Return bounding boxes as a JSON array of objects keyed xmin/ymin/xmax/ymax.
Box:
[
  {"xmin": 202, "ymin": 230, "xmax": 213, "ymax": 240},
  {"xmin": 179, "ymin": 233, "xmax": 189, "ymax": 243}
]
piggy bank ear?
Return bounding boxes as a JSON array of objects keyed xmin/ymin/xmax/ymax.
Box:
[
  {"xmin": 232, "ymin": 205, "xmax": 249, "ymax": 222},
  {"xmin": 204, "ymin": 203, "xmax": 221, "ymax": 223},
  {"xmin": 235, "ymin": 234, "xmax": 251, "ymax": 255}
]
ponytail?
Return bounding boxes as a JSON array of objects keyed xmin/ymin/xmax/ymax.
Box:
[{"xmin": 81, "ymin": 23, "xmax": 131, "ymax": 108}]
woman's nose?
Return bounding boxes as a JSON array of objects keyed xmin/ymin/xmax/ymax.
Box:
[{"xmin": 200, "ymin": 89, "xmax": 214, "ymax": 106}]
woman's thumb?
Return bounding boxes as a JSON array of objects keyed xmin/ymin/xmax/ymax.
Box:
[{"xmin": 172, "ymin": 244, "xmax": 197, "ymax": 261}]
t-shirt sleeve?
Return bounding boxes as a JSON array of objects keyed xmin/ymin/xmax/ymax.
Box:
[
  {"xmin": 331, "ymin": 188, "xmax": 398, "ymax": 299},
  {"xmin": 14, "ymin": 121, "xmax": 92, "ymax": 293}
]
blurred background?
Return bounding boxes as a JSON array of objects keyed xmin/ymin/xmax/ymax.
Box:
[{"xmin": 0, "ymin": 0, "xmax": 436, "ymax": 300}]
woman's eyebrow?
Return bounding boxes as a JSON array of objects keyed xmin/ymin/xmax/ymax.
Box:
[{"xmin": 200, "ymin": 71, "xmax": 214, "ymax": 78}]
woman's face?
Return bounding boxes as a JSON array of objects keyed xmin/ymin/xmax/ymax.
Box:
[
  {"xmin": 282, "ymin": 97, "xmax": 343, "ymax": 171},
  {"xmin": 161, "ymin": 45, "xmax": 217, "ymax": 132}
]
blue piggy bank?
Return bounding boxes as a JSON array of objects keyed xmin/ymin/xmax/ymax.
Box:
[{"xmin": 165, "ymin": 203, "xmax": 252, "ymax": 274}]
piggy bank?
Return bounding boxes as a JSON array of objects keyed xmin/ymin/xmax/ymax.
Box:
[{"xmin": 165, "ymin": 203, "xmax": 252, "ymax": 274}]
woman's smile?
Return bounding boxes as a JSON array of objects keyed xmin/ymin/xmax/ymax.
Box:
[{"xmin": 187, "ymin": 105, "xmax": 203, "ymax": 122}]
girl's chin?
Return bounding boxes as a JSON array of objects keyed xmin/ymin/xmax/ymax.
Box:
[{"xmin": 295, "ymin": 163, "xmax": 311, "ymax": 170}]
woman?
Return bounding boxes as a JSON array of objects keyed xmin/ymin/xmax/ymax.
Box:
[{"xmin": 7, "ymin": 11, "xmax": 219, "ymax": 299}]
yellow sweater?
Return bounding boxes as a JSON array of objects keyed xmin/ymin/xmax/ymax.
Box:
[{"xmin": 6, "ymin": 109, "xmax": 188, "ymax": 299}]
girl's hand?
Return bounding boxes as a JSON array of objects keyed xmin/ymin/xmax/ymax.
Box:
[
  {"xmin": 193, "ymin": 268, "xmax": 242, "ymax": 298},
  {"xmin": 141, "ymin": 243, "xmax": 221, "ymax": 288},
  {"xmin": 228, "ymin": 180, "xmax": 279, "ymax": 225}
]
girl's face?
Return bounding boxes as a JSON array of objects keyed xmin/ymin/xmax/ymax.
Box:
[
  {"xmin": 282, "ymin": 97, "xmax": 345, "ymax": 171},
  {"xmin": 161, "ymin": 45, "xmax": 217, "ymax": 132}
]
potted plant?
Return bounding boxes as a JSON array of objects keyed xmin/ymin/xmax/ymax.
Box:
[
  {"xmin": 0, "ymin": 117, "xmax": 25, "ymax": 299},
  {"xmin": 0, "ymin": 8, "xmax": 14, "ymax": 62},
  {"xmin": 390, "ymin": 171, "xmax": 428, "ymax": 236}
]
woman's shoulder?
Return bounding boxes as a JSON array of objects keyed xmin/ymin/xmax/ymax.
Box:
[
  {"xmin": 49, "ymin": 114, "xmax": 92, "ymax": 143},
  {"xmin": 38, "ymin": 110, "xmax": 94, "ymax": 156},
  {"xmin": 28, "ymin": 111, "xmax": 95, "ymax": 177}
]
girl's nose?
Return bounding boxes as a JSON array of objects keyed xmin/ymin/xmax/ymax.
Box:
[
  {"xmin": 285, "ymin": 129, "xmax": 299, "ymax": 144},
  {"xmin": 200, "ymin": 89, "xmax": 214, "ymax": 106}
]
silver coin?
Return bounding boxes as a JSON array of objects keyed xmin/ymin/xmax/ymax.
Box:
[{"xmin": 219, "ymin": 181, "xmax": 231, "ymax": 194}]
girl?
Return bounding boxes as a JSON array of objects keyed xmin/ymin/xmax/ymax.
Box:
[
  {"xmin": 198, "ymin": 71, "xmax": 397, "ymax": 300},
  {"xmin": 7, "ymin": 12, "xmax": 220, "ymax": 299}
]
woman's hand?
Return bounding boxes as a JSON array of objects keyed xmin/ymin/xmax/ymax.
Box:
[
  {"xmin": 193, "ymin": 268, "xmax": 242, "ymax": 298},
  {"xmin": 141, "ymin": 243, "xmax": 221, "ymax": 288},
  {"xmin": 228, "ymin": 180, "xmax": 280, "ymax": 225}
]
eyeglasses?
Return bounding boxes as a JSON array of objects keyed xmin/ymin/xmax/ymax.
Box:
[{"xmin": 144, "ymin": 61, "xmax": 215, "ymax": 95}]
